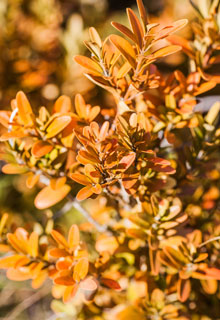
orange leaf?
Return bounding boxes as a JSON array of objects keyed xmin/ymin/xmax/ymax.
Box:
[
  {"xmin": 53, "ymin": 95, "xmax": 72, "ymax": 114},
  {"xmin": 16, "ymin": 91, "xmax": 34, "ymax": 126},
  {"xmin": 76, "ymin": 186, "xmax": 93, "ymax": 201},
  {"xmin": 74, "ymin": 55, "xmax": 103, "ymax": 76},
  {"xmin": 34, "ymin": 185, "xmax": 71, "ymax": 209},
  {"xmin": 0, "ymin": 255, "xmax": 28, "ymax": 269},
  {"xmin": 7, "ymin": 268, "xmax": 31, "ymax": 281},
  {"xmin": 54, "ymin": 276, "xmax": 75, "ymax": 286},
  {"xmin": 51, "ymin": 230, "xmax": 69, "ymax": 249},
  {"xmin": 70, "ymin": 173, "xmax": 90, "ymax": 186},
  {"xmin": 2, "ymin": 163, "xmax": 28, "ymax": 174},
  {"xmin": 167, "ymin": 35, "xmax": 194, "ymax": 58},
  {"xmin": 73, "ymin": 258, "xmax": 89, "ymax": 281},
  {"xmin": 152, "ymin": 45, "xmax": 182, "ymax": 59},
  {"xmin": 28, "ymin": 232, "xmax": 38, "ymax": 258},
  {"xmin": 48, "ymin": 248, "xmax": 69, "ymax": 258},
  {"xmin": 50, "ymin": 177, "xmax": 67, "ymax": 190},
  {"xmin": 46, "ymin": 116, "xmax": 72, "ymax": 139},
  {"xmin": 68, "ymin": 225, "xmax": 80, "ymax": 250},
  {"xmin": 56, "ymin": 259, "xmax": 73, "ymax": 271},
  {"xmin": 26, "ymin": 172, "xmax": 40, "ymax": 189},
  {"xmin": 31, "ymin": 140, "xmax": 53, "ymax": 158},
  {"xmin": 0, "ymin": 131, "xmax": 28, "ymax": 141},
  {"xmin": 177, "ymin": 278, "xmax": 191, "ymax": 302},
  {"xmin": 75, "ymin": 94, "xmax": 86, "ymax": 119},
  {"xmin": 109, "ymin": 35, "xmax": 136, "ymax": 68},
  {"xmin": 63, "ymin": 284, "xmax": 79, "ymax": 303},
  {"xmin": 96, "ymin": 236, "xmax": 119, "ymax": 254}
]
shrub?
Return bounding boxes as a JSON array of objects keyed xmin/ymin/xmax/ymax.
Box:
[{"xmin": 0, "ymin": 0, "xmax": 220, "ymax": 319}]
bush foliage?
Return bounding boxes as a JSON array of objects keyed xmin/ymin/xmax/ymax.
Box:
[{"xmin": 0, "ymin": 0, "xmax": 220, "ymax": 319}]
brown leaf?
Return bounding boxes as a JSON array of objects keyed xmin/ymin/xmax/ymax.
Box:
[
  {"xmin": 127, "ymin": 8, "xmax": 144, "ymax": 48},
  {"xmin": 100, "ymin": 278, "xmax": 121, "ymax": 290}
]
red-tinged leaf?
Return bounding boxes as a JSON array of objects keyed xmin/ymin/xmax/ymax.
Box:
[
  {"xmin": 127, "ymin": 8, "xmax": 144, "ymax": 48},
  {"xmin": 50, "ymin": 230, "xmax": 69, "ymax": 249},
  {"xmin": 100, "ymin": 278, "xmax": 121, "ymax": 290},
  {"xmin": 2, "ymin": 163, "xmax": 28, "ymax": 174},
  {"xmin": 74, "ymin": 55, "xmax": 103, "ymax": 76},
  {"xmin": 0, "ymin": 255, "xmax": 27, "ymax": 269},
  {"xmin": 80, "ymin": 277, "xmax": 98, "ymax": 291},
  {"xmin": 111, "ymin": 22, "xmax": 137, "ymax": 43},
  {"xmin": 109, "ymin": 35, "xmax": 136, "ymax": 68},
  {"xmin": 73, "ymin": 258, "xmax": 89, "ymax": 282},
  {"xmin": 137, "ymin": 0, "xmax": 148, "ymax": 27},
  {"xmin": 54, "ymin": 276, "xmax": 75, "ymax": 286},
  {"xmin": 26, "ymin": 172, "xmax": 40, "ymax": 189},
  {"xmin": 48, "ymin": 248, "xmax": 69, "ymax": 258},
  {"xmin": 16, "ymin": 91, "xmax": 34, "ymax": 126},
  {"xmin": 149, "ymin": 157, "xmax": 171, "ymax": 166},
  {"xmin": 152, "ymin": 45, "xmax": 181, "ymax": 59},
  {"xmin": 53, "ymin": 95, "xmax": 72, "ymax": 114},
  {"xmin": 34, "ymin": 184, "xmax": 71, "ymax": 209},
  {"xmin": 6, "ymin": 268, "xmax": 31, "ymax": 281},
  {"xmin": 31, "ymin": 140, "xmax": 53, "ymax": 158},
  {"xmin": 119, "ymin": 152, "xmax": 136, "ymax": 171},
  {"xmin": 46, "ymin": 116, "xmax": 72, "ymax": 139},
  {"xmin": 177, "ymin": 278, "xmax": 191, "ymax": 302},
  {"xmin": 70, "ymin": 173, "xmax": 90, "ymax": 186},
  {"xmin": 68, "ymin": 225, "xmax": 80, "ymax": 249},
  {"xmin": 0, "ymin": 131, "xmax": 28, "ymax": 141},
  {"xmin": 76, "ymin": 186, "xmax": 94, "ymax": 201},
  {"xmin": 63, "ymin": 283, "xmax": 79, "ymax": 303}
]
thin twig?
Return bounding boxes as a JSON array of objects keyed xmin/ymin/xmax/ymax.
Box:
[
  {"xmin": 70, "ymin": 196, "xmax": 107, "ymax": 233},
  {"xmin": 199, "ymin": 236, "xmax": 220, "ymax": 248},
  {"xmin": 5, "ymin": 286, "xmax": 50, "ymax": 320}
]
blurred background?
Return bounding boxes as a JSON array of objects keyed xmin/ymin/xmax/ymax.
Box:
[{"xmin": 0, "ymin": 0, "xmax": 195, "ymax": 319}]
